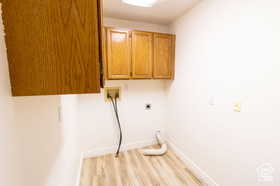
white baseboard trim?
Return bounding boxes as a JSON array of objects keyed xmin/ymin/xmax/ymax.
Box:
[
  {"xmin": 83, "ymin": 139, "xmax": 157, "ymax": 158},
  {"xmin": 166, "ymin": 137, "xmax": 219, "ymax": 186}
]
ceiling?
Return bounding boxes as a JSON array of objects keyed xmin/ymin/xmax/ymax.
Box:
[{"xmin": 103, "ymin": 0, "xmax": 200, "ymax": 25}]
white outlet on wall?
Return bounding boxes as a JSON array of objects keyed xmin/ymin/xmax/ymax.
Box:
[
  {"xmin": 209, "ymin": 96, "xmax": 215, "ymax": 106},
  {"xmin": 233, "ymin": 102, "xmax": 241, "ymax": 112}
]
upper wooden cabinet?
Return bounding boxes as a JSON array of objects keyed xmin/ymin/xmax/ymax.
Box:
[
  {"xmin": 106, "ymin": 29, "xmax": 131, "ymax": 80},
  {"xmin": 154, "ymin": 33, "xmax": 175, "ymax": 79},
  {"xmin": 131, "ymin": 31, "xmax": 153, "ymax": 79},
  {"xmin": 104, "ymin": 28, "xmax": 175, "ymax": 80},
  {"xmin": 2, "ymin": 0, "xmax": 103, "ymax": 96}
]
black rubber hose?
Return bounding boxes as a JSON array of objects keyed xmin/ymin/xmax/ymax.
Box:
[{"xmin": 109, "ymin": 96, "xmax": 123, "ymax": 158}]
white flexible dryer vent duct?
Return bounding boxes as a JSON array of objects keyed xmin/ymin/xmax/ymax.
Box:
[{"xmin": 142, "ymin": 131, "xmax": 167, "ymax": 156}]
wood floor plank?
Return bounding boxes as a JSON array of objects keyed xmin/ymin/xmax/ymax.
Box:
[
  {"xmin": 157, "ymin": 155, "xmax": 186, "ymax": 185},
  {"xmin": 111, "ymin": 154, "xmax": 123, "ymax": 186},
  {"xmin": 163, "ymin": 153, "xmax": 199, "ymax": 186},
  {"xmin": 165, "ymin": 150, "xmax": 202, "ymax": 185},
  {"xmin": 80, "ymin": 158, "xmax": 94, "ymax": 186},
  {"xmin": 80, "ymin": 146, "xmax": 202, "ymax": 186},
  {"xmin": 91, "ymin": 157, "xmax": 98, "ymax": 186},
  {"xmin": 128, "ymin": 150, "xmax": 153, "ymax": 186},
  {"xmin": 135, "ymin": 149, "xmax": 163, "ymax": 185},
  {"xmin": 118, "ymin": 152, "xmax": 132, "ymax": 186},
  {"xmin": 124, "ymin": 151, "xmax": 144, "ymax": 186},
  {"xmin": 103, "ymin": 154, "xmax": 117, "ymax": 185},
  {"xmin": 140, "ymin": 146, "xmax": 173, "ymax": 186},
  {"xmin": 94, "ymin": 156, "xmax": 106, "ymax": 186}
]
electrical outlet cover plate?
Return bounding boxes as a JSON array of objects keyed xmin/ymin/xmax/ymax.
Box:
[
  {"xmin": 104, "ymin": 87, "xmax": 121, "ymax": 102},
  {"xmin": 233, "ymin": 102, "xmax": 241, "ymax": 112}
]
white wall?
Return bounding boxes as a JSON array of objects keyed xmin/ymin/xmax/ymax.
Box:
[
  {"xmin": 167, "ymin": 0, "xmax": 280, "ymax": 185},
  {"xmin": 104, "ymin": 17, "xmax": 170, "ymax": 33},
  {"xmin": 77, "ymin": 18, "xmax": 170, "ymax": 156},
  {"xmin": 79, "ymin": 80, "xmax": 167, "ymax": 156},
  {"xmin": 46, "ymin": 95, "xmax": 80, "ymax": 186},
  {"xmin": 13, "ymin": 96, "xmax": 61, "ymax": 186},
  {"xmin": 0, "ymin": 5, "xmax": 23, "ymax": 186},
  {"xmin": 11, "ymin": 90, "xmax": 80, "ymax": 186}
]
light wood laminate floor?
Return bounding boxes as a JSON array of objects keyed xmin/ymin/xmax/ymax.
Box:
[{"xmin": 80, "ymin": 145, "xmax": 202, "ymax": 186}]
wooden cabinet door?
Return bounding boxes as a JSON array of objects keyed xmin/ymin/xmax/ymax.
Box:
[
  {"xmin": 2, "ymin": 0, "xmax": 103, "ymax": 96},
  {"xmin": 153, "ymin": 33, "xmax": 175, "ymax": 79},
  {"xmin": 131, "ymin": 31, "xmax": 153, "ymax": 79},
  {"xmin": 107, "ymin": 29, "xmax": 131, "ymax": 79}
]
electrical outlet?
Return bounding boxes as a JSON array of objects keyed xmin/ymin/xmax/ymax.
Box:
[
  {"xmin": 233, "ymin": 102, "xmax": 241, "ymax": 112},
  {"xmin": 145, "ymin": 103, "xmax": 152, "ymax": 110},
  {"xmin": 104, "ymin": 87, "xmax": 121, "ymax": 101}
]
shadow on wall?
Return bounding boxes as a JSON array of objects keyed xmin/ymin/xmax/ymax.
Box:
[
  {"xmin": 1, "ymin": 4, "xmax": 78, "ymax": 186},
  {"xmin": 13, "ymin": 96, "xmax": 63, "ymax": 186},
  {"xmin": 0, "ymin": 3, "xmax": 23, "ymax": 186}
]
